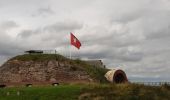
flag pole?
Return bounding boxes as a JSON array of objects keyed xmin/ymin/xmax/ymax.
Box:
[
  {"xmin": 69, "ymin": 32, "xmax": 72, "ymax": 59},
  {"xmin": 69, "ymin": 44, "xmax": 72, "ymax": 59}
]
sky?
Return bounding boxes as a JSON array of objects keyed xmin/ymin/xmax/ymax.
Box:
[{"xmin": 0, "ymin": 0, "xmax": 170, "ymax": 82}]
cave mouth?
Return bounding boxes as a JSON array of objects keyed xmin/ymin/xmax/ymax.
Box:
[{"xmin": 114, "ymin": 73, "xmax": 126, "ymax": 83}]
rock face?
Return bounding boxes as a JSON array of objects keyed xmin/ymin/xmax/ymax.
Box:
[{"xmin": 0, "ymin": 55, "xmax": 93, "ymax": 86}]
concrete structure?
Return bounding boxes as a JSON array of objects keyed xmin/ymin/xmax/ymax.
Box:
[
  {"xmin": 85, "ymin": 60, "xmax": 106, "ymax": 68},
  {"xmin": 25, "ymin": 50, "xmax": 43, "ymax": 54},
  {"xmin": 105, "ymin": 69, "xmax": 128, "ymax": 83},
  {"xmin": 25, "ymin": 50, "xmax": 57, "ymax": 54}
]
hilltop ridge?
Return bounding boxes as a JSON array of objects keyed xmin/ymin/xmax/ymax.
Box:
[{"xmin": 0, "ymin": 54, "xmax": 108, "ymax": 87}]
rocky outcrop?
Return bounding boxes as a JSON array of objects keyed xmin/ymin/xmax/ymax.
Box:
[{"xmin": 0, "ymin": 56, "xmax": 93, "ymax": 86}]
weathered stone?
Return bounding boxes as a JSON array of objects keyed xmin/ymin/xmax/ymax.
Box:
[{"xmin": 0, "ymin": 58, "xmax": 92, "ymax": 85}]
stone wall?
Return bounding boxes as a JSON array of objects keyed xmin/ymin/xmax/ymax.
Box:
[{"xmin": 0, "ymin": 59, "xmax": 92, "ymax": 86}]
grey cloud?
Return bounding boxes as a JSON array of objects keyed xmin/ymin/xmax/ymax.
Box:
[
  {"xmin": 140, "ymin": 11, "xmax": 170, "ymax": 40},
  {"xmin": 18, "ymin": 30, "xmax": 34, "ymax": 38},
  {"xmin": 114, "ymin": 49, "xmax": 144, "ymax": 62},
  {"xmin": 72, "ymin": 44, "xmax": 144, "ymax": 63},
  {"xmin": 0, "ymin": 20, "xmax": 18, "ymax": 30},
  {"xmin": 80, "ymin": 22, "xmax": 145, "ymax": 49},
  {"xmin": 18, "ymin": 20, "xmax": 83, "ymax": 39},
  {"xmin": 0, "ymin": 21, "xmax": 22, "ymax": 57},
  {"xmin": 146, "ymin": 29, "xmax": 170, "ymax": 40},
  {"xmin": 69, "ymin": 20, "xmax": 145, "ymax": 63},
  {"xmin": 32, "ymin": 6, "xmax": 55, "ymax": 17},
  {"xmin": 15, "ymin": 20, "xmax": 84, "ymax": 54},
  {"xmin": 44, "ymin": 21, "xmax": 83, "ymax": 33},
  {"xmin": 0, "ymin": 0, "xmax": 170, "ymax": 81},
  {"xmin": 111, "ymin": 11, "xmax": 143, "ymax": 24},
  {"xmin": 0, "ymin": 42, "xmax": 21, "ymax": 56},
  {"xmin": 85, "ymin": 50, "xmax": 144, "ymax": 62},
  {"xmin": 38, "ymin": 6, "xmax": 54, "ymax": 14}
]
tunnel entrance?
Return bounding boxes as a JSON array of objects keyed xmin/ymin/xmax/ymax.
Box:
[
  {"xmin": 113, "ymin": 70, "xmax": 128, "ymax": 83},
  {"xmin": 105, "ymin": 69, "xmax": 128, "ymax": 84},
  {"xmin": 114, "ymin": 73, "xmax": 126, "ymax": 83}
]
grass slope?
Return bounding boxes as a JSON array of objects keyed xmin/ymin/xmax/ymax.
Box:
[{"xmin": 0, "ymin": 84, "xmax": 170, "ymax": 100}]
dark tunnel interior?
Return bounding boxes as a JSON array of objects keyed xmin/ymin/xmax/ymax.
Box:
[{"xmin": 114, "ymin": 73, "xmax": 126, "ymax": 83}]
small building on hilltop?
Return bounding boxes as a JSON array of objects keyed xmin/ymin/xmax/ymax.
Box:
[
  {"xmin": 25, "ymin": 50, "xmax": 57, "ymax": 54},
  {"xmin": 85, "ymin": 60, "xmax": 106, "ymax": 68},
  {"xmin": 25, "ymin": 50, "xmax": 43, "ymax": 54}
]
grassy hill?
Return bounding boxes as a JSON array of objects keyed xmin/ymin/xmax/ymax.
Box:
[
  {"xmin": 0, "ymin": 54, "xmax": 108, "ymax": 84},
  {"xmin": 1, "ymin": 54, "xmax": 170, "ymax": 99},
  {"xmin": 9, "ymin": 54, "xmax": 108, "ymax": 83},
  {"xmin": 0, "ymin": 84, "xmax": 170, "ymax": 100}
]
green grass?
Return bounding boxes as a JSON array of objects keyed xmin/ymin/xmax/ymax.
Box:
[
  {"xmin": 11, "ymin": 54, "xmax": 67, "ymax": 61},
  {"xmin": 1, "ymin": 84, "xmax": 170, "ymax": 100},
  {"xmin": 80, "ymin": 83, "xmax": 170, "ymax": 100},
  {"xmin": 0, "ymin": 85, "xmax": 81, "ymax": 100}
]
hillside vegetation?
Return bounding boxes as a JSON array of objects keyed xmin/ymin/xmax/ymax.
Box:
[
  {"xmin": 80, "ymin": 83, "xmax": 170, "ymax": 100},
  {"xmin": 11, "ymin": 54, "xmax": 67, "ymax": 61},
  {"xmin": 0, "ymin": 84, "xmax": 170, "ymax": 100}
]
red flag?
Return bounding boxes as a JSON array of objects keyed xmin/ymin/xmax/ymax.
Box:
[{"xmin": 70, "ymin": 33, "xmax": 81, "ymax": 49}]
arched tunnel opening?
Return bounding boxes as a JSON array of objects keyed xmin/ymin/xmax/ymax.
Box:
[
  {"xmin": 105, "ymin": 69, "xmax": 128, "ymax": 84},
  {"xmin": 113, "ymin": 70, "xmax": 128, "ymax": 83},
  {"xmin": 114, "ymin": 73, "xmax": 126, "ymax": 83}
]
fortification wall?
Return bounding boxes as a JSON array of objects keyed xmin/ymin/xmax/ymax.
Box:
[{"xmin": 0, "ymin": 60, "xmax": 92, "ymax": 87}]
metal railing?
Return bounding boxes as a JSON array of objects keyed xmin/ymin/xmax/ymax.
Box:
[{"xmin": 132, "ymin": 82, "xmax": 170, "ymax": 86}]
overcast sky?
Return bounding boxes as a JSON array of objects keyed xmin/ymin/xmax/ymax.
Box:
[{"xmin": 0, "ymin": 0, "xmax": 170, "ymax": 82}]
